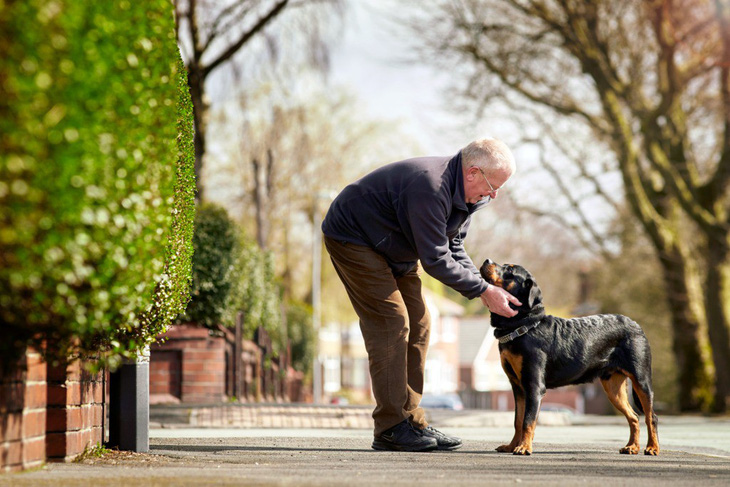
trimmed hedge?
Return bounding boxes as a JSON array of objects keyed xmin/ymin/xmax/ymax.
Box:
[{"xmin": 0, "ymin": 1, "xmax": 195, "ymax": 365}]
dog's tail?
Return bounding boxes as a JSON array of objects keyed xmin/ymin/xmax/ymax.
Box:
[{"xmin": 631, "ymin": 388, "xmax": 644, "ymax": 414}]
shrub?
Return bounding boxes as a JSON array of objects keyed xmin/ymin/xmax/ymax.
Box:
[
  {"xmin": 180, "ymin": 205, "xmax": 284, "ymax": 353},
  {"xmin": 179, "ymin": 204, "xmax": 238, "ymax": 328},
  {"xmin": 0, "ymin": 0, "xmax": 195, "ymax": 365}
]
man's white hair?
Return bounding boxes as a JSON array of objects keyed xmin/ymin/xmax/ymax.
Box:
[{"xmin": 462, "ymin": 138, "xmax": 516, "ymax": 174}]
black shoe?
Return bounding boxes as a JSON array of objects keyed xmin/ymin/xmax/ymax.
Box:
[
  {"xmin": 372, "ymin": 420, "xmax": 438, "ymax": 452},
  {"xmin": 417, "ymin": 426, "xmax": 463, "ymax": 451}
]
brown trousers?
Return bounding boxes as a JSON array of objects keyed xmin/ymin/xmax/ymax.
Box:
[{"xmin": 324, "ymin": 236, "xmax": 431, "ymax": 436}]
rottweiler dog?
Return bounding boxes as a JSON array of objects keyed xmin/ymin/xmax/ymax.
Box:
[{"xmin": 479, "ymin": 259, "xmax": 659, "ymax": 456}]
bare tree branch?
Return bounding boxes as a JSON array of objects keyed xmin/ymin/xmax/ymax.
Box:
[{"xmin": 203, "ymin": 0, "xmax": 290, "ymax": 78}]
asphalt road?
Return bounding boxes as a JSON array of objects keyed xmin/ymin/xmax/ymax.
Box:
[{"xmin": 3, "ymin": 415, "xmax": 729, "ymax": 486}]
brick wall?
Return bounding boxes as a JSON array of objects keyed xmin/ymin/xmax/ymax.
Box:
[
  {"xmin": 150, "ymin": 325, "xmax": 228, "ymax": 403},
  {"xmin": 46, "ymin": 360, "xmax": 104, "ymax": 461},
  {"xmin": 149, "ymin": 324, "xmax": 302, "ymax": 405},
  {"xmin": 0, "ymin": 348, "xmax": 46, "ymax": 473},
  {"xmin": 0, "ymin": 349, "xmax": 105, "ymax": 472}
]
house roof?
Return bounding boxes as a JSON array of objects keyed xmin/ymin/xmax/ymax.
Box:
[{"xmin": 458, "ymin": 316, "xmax": 491, "ymax": 365}]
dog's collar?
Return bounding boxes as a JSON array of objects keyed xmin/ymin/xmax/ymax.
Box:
[
  {"xmin": 494, "ymin": 307, "xmax": 545, "ymax": 344},
  {"xmin": 497, "ymin": 320, "xmax": 541, "ymax": 344}
]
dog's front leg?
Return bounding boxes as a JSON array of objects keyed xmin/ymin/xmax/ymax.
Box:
[
  {"xmin": 496, "ymin": 379, "xmax": 524, "ymax": 453},
  {"xmin": 513, "ymin": 367, "xmax": 545, "ymax": 455}
]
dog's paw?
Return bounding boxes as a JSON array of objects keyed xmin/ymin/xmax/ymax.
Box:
[
  {"xmin": 495, "ymin": 444, "xmax": 515, "ymax": 453},
  {"xmin": 620, "ymin": 445, "xmax": 640, "ymax": 455},
  {"xmin": 512, "ymin": 445, "xmax": 532, "ymax": 456},
  {"xmin": 644, "ymin": 446, "xmax": 659, "ymax": 456}
]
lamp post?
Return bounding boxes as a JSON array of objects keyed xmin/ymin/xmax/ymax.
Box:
[{"xmin": 311, "ymin": 191, "xmax": 335, "ymax": 404}]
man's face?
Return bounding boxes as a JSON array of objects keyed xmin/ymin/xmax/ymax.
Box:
[{"xmin": 463, "ymin": 165, "xmax": 511, "ymax": 204}]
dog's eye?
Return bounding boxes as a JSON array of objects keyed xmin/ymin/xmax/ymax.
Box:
[{"xmin": 503, "ymin": 272, "xmax": 513, "ymax": 279}]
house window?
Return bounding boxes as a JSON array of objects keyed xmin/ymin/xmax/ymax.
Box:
[
  {"xmin": 441, "ymin": 317, "xmax": 457, "ymax": 343},
  {"xmin": 323, "ymin": 356, "xmax": 341, "ymax": 393}
]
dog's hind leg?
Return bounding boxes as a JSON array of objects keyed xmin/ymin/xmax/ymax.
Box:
[
  {"xmin": 600, "ymin": 372, "xmax": 641, "ymax": 454},
  {"xmin": 629, "ymin": 374, "xmax": 660, "ymax": 455}
]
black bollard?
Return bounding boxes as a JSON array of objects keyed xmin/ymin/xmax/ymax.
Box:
[{"xmin": 108, "ymin": 348, "xmax": 149, "ymax": 452}]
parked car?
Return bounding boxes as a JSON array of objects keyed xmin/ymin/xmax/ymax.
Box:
[{"xmin": 420, "ymin": 393, "xmax": 464, "ymax": 410}]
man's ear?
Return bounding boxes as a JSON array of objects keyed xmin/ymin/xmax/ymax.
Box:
[{"xmin": 525, "ymin": 279, "xmax": 542, "ymax": 308}]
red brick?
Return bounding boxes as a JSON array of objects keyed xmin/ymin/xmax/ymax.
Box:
[
  {"xmin": 23, "ymin": 383, "xmax": 47, "ymax": 409},
  {"xmin": 79, "ymin": 382, "xmax": 92, "ymax": 404},
  {"xmin": 46, "ymin": 406, "xmax": 84, "ymax": 433},
  {"xmin": 162, "ymin": 326, "xmax": 211, "ymax": 340},
  {"xmin": 185, "ymin": 350, "xmax": 223, "ymax": 361},
  {"xmin": 22, "ymin": 409, "xmax": 46, "ymax": 438},
  {"xmin": 47, "ymin": 383, "xmax": 78, "ymax": 405},
  {"xmin": 46, "ymin": 407, "xmax": 67, "ymax": 432},
  {"xmin": 91, "ymin": 381, "xmax": 104, "ymax": 403},
  {"xmin": 2, "ymin": 441, "xmax": 22, "ymax": 466},
  {"xmin": 22, "ymin": 436, "xmax": 46, "ymax": 465},
  {"xmin": 1, "ymin": 412, "xmax": 23, "ymax": 442},
  {"xmin": 183, "ymin": 372, "xmax": 223, "ymax": 383},
  {"xmin": 46, "ymin": 430, "xmax": 81, "ymax": 458},
  {"xmin": 80, "ymin": 406, "xmax": 94, "ymax": 429},
  {"xmin": 180, "ymin": 361, "xmax": 225, "ymax": 372},
  {"xmin": 0, "ymin": 382, "xmax": 26, "ymax": 413},
  {"xmin": 25, "ymin": 357, "xmax": 46, "ymax": 383},
  {"xmin": 67, "ymin": 407, "xmax": 82, "ymax": 431},
  {"xmin": 46, "ymin": 362, "xmax": 69, "ymax": 383},
  {"xmin": 90, "ymin": 405, "xmax": 103, "ymax": 428}
]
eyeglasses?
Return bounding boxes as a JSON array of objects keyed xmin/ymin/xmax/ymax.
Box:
[{"xmin": 477, "ymin": 168, "xmax": 499, "ymax": 202}]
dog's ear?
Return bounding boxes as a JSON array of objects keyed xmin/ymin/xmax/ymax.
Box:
[{"xmin": 525, "ymin": 279, "xmax": 543, "ymax": 308}]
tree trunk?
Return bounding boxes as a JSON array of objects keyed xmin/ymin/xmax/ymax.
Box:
[
  {"xmin": 252, "ymin": 157, "xmax": 267, "ymax": 250},
  {"xmin": 187, "ymin": 68, "xmax": 207, "ymax": 201},
  {"xmin": 704, "ymin": 239, "xmax": 730, "ymax": 413},
  {"xmin": 657, "ymin": 246, "xmax": 712, "ymax": 411}
]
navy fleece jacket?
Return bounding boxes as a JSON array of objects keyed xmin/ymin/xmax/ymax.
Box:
[{"xmin": 321, "ymin": 151, "xmax": 490, "ymax": 299}]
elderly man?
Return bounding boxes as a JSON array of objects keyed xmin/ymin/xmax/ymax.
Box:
[{"xmin": 322, "ymin": 138, "xmax": 520, "ymax": 452}]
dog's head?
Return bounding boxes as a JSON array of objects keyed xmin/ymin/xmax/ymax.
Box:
[{"xmin": 479, "ymin": 259, "xmax": 543, "ymax": 310}]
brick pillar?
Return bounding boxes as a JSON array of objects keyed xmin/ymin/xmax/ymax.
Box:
[
  {"xmin": 46, "ymin": 359, "xmax": 104, "ymax": 461},
  {"xmin": 0, "ymin": 348, "xmax": 47, "ymax": 472}
]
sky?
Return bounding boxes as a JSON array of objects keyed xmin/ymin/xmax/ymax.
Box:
[
  {"xmin": 327, "ymin": 1, "xmax": 499, "ymax": 156},
  {"xmin": 203, "ymin": 0, "xmax": 616, "ymax": 263}
]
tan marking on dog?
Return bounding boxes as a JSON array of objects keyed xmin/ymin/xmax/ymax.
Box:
[
  {"xmin": 483, "ymin": 264, "xmax": 504, "ymax": 288},
  {"xmin": 600, "ymin": 372, "xmax": 641, "ymax": 454},
  {"xmin": 500, "ymin": 350, "xmax": 523, "ymax": 382},
  {"xmin": 513, "ymin": 420, "xmax": 536, "ymax": 455}
]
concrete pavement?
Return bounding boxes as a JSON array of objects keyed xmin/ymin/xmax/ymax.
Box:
[{"xmin": 2, "ymin": 406, "xmax": 729, "ymax": 486}]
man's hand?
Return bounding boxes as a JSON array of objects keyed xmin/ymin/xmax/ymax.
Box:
[{"xmin": 480, "ymin": 285, "xmax": 522, "ymax": 318}]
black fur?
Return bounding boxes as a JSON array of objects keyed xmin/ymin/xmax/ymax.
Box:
[{"xmin": 479, "ymin": 259, "xmax": 659, "ymax": 456}]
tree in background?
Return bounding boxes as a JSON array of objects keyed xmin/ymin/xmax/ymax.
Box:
[
  {"xmin": 207, "ymin": 82, "xmax": 418, "ymax": 304},
  {"xmin": 589, "ymin": 210, "xmax": 679, "ymax": 410},
  {"xmin": 224, "ymin": 229, "xmax": 283, "ymax": 346},
  {"xmin": 174, "ymin": 0, "xmax": 341, "ymax": 199},
  {"xmin": 411, "ymin": 0, "xmax": 730, "ymax": 412},
  {"xmin": 0, "ymin": 0, "xmax": 196, "ymax": 366}
]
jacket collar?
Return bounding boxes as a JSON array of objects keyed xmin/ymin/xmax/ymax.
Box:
[{"xmin": 451, "ymin": 151, "xmax": 490, "ymax": 214}]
